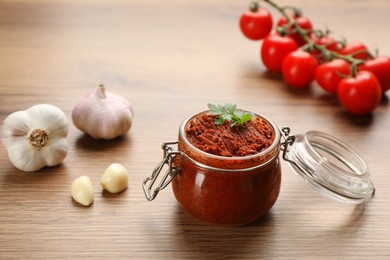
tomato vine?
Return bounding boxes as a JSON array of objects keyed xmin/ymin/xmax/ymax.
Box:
[{"xmin": 240, "ymin": 0, "xmax": 389, "ymax": 115}]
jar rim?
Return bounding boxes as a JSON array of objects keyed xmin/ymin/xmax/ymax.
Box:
[{"xmin": 179, "ymin": 110, "xmax": 281, "ymax": 163}]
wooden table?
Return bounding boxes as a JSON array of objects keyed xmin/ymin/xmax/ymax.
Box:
[{"xmin": 1, "ymin": 0, "xmax": 389, "ymax": 258}]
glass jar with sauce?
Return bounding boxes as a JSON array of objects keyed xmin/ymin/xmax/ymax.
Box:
[{"xmin": 143, "ymin": 110, "xmax": 375, "ymax": 225}]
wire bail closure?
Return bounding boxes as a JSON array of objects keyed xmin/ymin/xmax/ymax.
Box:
[
  {"xmin": 280, "ymin": 126, "xmax": 296, "ymax": 164},
  {"xmin": 142, "ymin": 141, "xmax": 181, "ymax": 201}
]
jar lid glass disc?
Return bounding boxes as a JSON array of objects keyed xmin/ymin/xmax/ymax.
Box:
[{"xmin": 283, "ymin": 131, "xmax": 375, "ymax": 204}]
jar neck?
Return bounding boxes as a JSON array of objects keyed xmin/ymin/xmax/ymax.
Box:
[{"xmin": 178, "ymin": 111, "xmax": 281, "ymax": 170}]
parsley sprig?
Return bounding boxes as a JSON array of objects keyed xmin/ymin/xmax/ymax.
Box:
[{"xmin": 207, "ymin": 103, "xmax": 253, "ymax": 127}]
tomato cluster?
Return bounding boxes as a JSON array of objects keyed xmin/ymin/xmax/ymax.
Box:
[{"xmin": 239, "ymin": 2, "xmax": 389, "ymax": 116}]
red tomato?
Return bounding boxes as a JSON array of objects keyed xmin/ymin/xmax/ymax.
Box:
[
  {"xmin": 338, "ymin": 41, "xmax": 369, "ymax": 60},
  {"xmin": 277, "ymin": 15, "xmax": 312, "ymax": 46},
  {"xmin": 261, "ymin": 34, "xmax": 298, "ymax": 72},
  {"xmin": 310, "ymin": 35, "xmax": 340, "ymax": 62},
  {"xmin": 315, "ymin": 59, "xmax": 350, "ymax": 93},
  {"xmin": 338, "ymin": 71, "xmax": 382, "ymax": 115},
  {"xmin": 240, "ymin": 7, "xmax": 273, "ymax": 40},
  {"xmin": 282, "ymin": 50, "xmax": 319, "ymax": 88},
  {"xmin": 311, "ymin": 35, "xmax": 339, "ymax": 52},
  {"xmin": 360, "ymin": 56, "xmax": 390, "ymax": 93}
]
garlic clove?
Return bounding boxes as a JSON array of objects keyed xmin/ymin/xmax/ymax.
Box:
[
  {"xmin": 72, "ymin": 85, "xmax": 133, "ymax": 140},
  {"xmin": 26, "ymin": 104, "xmax": 69, "ymax": 135},
  {"xmin": 1, "ymin": 111, "xmax": 31, "ymax": 136},
  {"xmin": 40, "ymin": 139, "xmax": 68, "ymax": 167},
  {"xmin": 101, "ymin": 163, "xmax": 128, "ymax": 193},
  {"xmin": 2, "ymin": 137, "xmax": 41, "ymax": 172},
  {"xmin": 71, "ymin": 176, "xmax": 94, "ymax": 206}
]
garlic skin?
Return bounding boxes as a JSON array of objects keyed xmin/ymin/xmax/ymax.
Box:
[
  {"xmin": 0, "ymin": 104, "xmax": 69, "ymax": 172},
  {"xmin": 101, "ymin": 163, "xmax": 128, "ymax": 193},
  {"xmin": 72, "ymin": 85, "xmax": 133, "ymax": 140},
  {"xmin": 71, "ymin": 176, "xmax": 94, "ymax": 206}
]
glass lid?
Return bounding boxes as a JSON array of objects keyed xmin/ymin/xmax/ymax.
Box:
[{"xmin": 281, "ymin": 128, "xmax": 375, "ymax": 204}]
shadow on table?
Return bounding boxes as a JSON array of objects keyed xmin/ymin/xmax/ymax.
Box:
[
  {"xmin": 170, "ymin": 205, "xmax": 276, "ymax": 258},
  {"xmin": 75, "ymin": 133, "xmax": 132, "ymax": 151},
  {"xmin": 170, "ymin": 200, "xmax": 368, "ymax": 258}
]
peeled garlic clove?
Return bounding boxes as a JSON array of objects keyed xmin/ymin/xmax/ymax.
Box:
[
  {"xmin": 72, "ymin": 84, "xmax": 133, "ymax": 140},
  {"xmin": 71, "ymin": 176, "xmax": 94, "ymax": 206},
  {"xmin": 101, "ymin": 163, "xmax": 128, "ymax": 193}
]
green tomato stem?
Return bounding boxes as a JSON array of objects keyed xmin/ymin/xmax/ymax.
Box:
[{"xmin": 249, "ymin": 1, "xmax": 259, "ymax": 12}]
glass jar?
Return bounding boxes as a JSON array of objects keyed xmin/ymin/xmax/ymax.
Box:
[
  {"xmin": 143, "ymin": 110, "xmax": 375, "ymax": 225},
  {"xmin": 172, "ymin": 111, "xmax": 281, "ymax": 225}
]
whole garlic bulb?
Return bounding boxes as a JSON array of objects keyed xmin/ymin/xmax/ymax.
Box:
[
  {"xmin": 0, "ymin": 104, "xmax": 69, "ymax": 172},
  {"xmin": 72, "ymin": 85, "xmax": 133, "ymax": 140}
]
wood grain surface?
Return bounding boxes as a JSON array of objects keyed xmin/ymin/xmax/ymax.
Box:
[{"xmin": 1, "ymin": 0, "xmax": 389, "ymax": 259}]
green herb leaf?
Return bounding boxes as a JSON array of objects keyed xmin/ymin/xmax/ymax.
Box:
[
  {"xmin": 214, "ymin": 116, "xmax": 225, "ymax": 125},
  {"xmin": 207, "ymin": 103, "xmax": 253, "ymax": 127}
]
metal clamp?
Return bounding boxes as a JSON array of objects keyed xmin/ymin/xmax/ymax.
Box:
[
  {"xmin": 142, "ymin": 141, "xmax": 181, "ymax": 201},
  {"xmin": 280, "ymin": 127, "xmax": 296, "ymax": 164}
]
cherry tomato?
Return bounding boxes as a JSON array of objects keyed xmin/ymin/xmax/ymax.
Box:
[
  {"xmin": 277, "ymin": 15, "xmax": 312, "ymax": 46},
  {"xmin": 282, "ymin": 50, "xmax": 319, "ymax": 88},
  {"xmin": 360, "ymin": 56, "xmax": 390, "ymax": 93},
  {"xmin": 310, "ymin": 35, "xmax": 340, "ymax": 62},
  {"xmin": 315, "ymin": 59, "xmax": 350, "ymax": 93},
  {"xmin": 261, "ymin": 34, "xmax": 298, "ymax": 72},
  {"xmin": 240, "ymin": 6, "xmax": 273, "ymax": 41},
  {"xmin": 338, "ymin": 41, "xmax": 369, "ymax": 60},
  {"xmin": 310, "ymin": 35, "xmax": 339, "ymax": 52},
  {"xmin": 338, "ymin": 71, "xmax": 382, "ymax": 115},
  {"xmin": 282, "ymin": 50, "xmax": 318, "ymax": 88}
]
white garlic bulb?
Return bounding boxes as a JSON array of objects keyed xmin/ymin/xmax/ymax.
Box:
[
  {"xmin": 0, "ymin": 104, "xmax": 69, "ymax": 172},
  {"xmin": 72, "ymin": 85, "xmax": 133, "ymax": 140}
]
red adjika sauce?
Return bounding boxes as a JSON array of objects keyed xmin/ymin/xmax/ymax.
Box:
[
  {"xmin": 185, "ymin": 113, "xmax": 274, "ymax": 157},
  {"xmin": 173, "ymin": 111, "xmax": 281, "ymax": 225}
]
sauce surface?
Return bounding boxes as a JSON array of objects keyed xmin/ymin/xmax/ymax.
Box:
[{"xmin": 185, "ymin": 114, "xmax": 274, "ymax": 157}]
